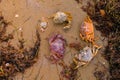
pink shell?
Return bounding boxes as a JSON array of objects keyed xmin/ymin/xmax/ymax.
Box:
[{"xmin": 48, "ymin": 34, "xmax": 66, "ymax": 61}]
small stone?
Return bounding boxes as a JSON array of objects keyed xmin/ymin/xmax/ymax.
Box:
[
  {"xmin": 19, "ymin": 27, "xmax": 22, "ymax": 31},
  {"xmin": 15, "ymin": 14, "xmax": 19, "ymax": 18},
  {"xmin": 103, "ymin": 62, "xmax": 105, "ymax": 65},
  {"xmin": 5, "ymin": 63, "xmax": 10, "ymax": 67},
  {"xmin": 40, "ymin": 22, "xmax": 47, "ymax": 29}
]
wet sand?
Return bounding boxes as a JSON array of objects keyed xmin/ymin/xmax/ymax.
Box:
[{"xmin": 0, "ymin": 0, "xmax": 109, "ymax": 80}]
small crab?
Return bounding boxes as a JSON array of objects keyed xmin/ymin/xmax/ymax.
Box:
[
  {"xmin": 73, "ymin": 46, "xmax": 100, "ymax": 69},
  {"xmin": 38, "ymin": 17, "xmax": 48, "ymax": 32},
  {"xmin": 48, "ymin": 33, "xmax": 66, "ymax": 63},
  {"xmin": 80, "ymin": 16, "xmax": 101, "ymax": 48},
  {"xmin": 51, "ymin": 11, "xmax": 72, "ymax": 30}
]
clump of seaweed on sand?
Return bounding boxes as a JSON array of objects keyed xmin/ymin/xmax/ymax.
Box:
[
  {"xmin": 59, "ymin": 61, "xmax": 79, "ymax": 80},
  {"xmin": 0, "ymin": 15, "xmax": 40, "ymax": 80},
  {"xmin": 81, "ymin": 0, "xmax": 120, "ymax": 37},
  {"xmin": 0, "ymin": 16, "xmax": 13, "ymax": 42},
  {"xmin": 80, "ymin": 0, "xmax": 120, "ymax": 79},
  {"xmin": 58, "ymin": 43, "xmax": 82, "ymax": 80}
]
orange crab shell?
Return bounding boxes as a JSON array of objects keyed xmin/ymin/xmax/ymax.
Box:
[{"xmin": 80, "ymin": 16, "xmax": 94, "ymax": 43}]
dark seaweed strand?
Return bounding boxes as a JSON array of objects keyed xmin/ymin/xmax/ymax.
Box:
[
  {"xmin": 0, "ymin": 16, "xmax": 41, "ymax": 79},
  {"xmin": 80, "ymin": 0, "xmax": 120, "ymax": 79}
]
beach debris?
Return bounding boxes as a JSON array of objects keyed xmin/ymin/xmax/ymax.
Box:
[
  {"xmin": 75, "ymin": 0, "xmax": 83, "ymax": 4},
  {"xmin": 0, "ymin": 15, "xmax": 41, "ymax": 79},
  {"xmin": 51, "ymin": 11, "xmax": 72, "ymax": 30},
  {"xmin": 81, "ymin": 0, "xmax": 120, "ymax": 79},
  {"xmin": 105, "ymin": 32, "xmax": 120, "ymax": 79},
  {"xmin": 81, "ymin": 0, "xmax": 120, "ymax": 37},
  {"xmin": 75, "ymin": 0, "xmax": 80, "ymax": 3},
  {"xmin": 0, "ymin": 16, "xmax": 13, "ymax": 42},
  {"xmin": 99, "ymin": 9, "xmax": 105, "ymax": 17},
  {"xmin": 60, "ymin": 64, "xmax": 72, "ymax": 79},
  {"xmin": 69, "ymin": 42, "xmax": 81, "ymax": 51},
  {"xmin": 94, "ymin": 71, "xmax": 107, "ymax": 80},
  {"xmin": 0, "ymin": 29, "xmax": 40, "ymax": 79},
  {"xmin": 47, "ymin": 33, "xmax": 66, "ymax": 63},
  {"xmin": 39, "ymin": 17, "xmax": 48, "ymax": 32},
  {"xmin": 105, "ymin": 0, "xmax": 120, "ymax": 25},
  {"xmin": 73, "ymin": 46, "xmax": 101, "ymax": 69},
  {"xmin": 80, "ymin": 16, "xmax": 101, "ymax": 48},
  {"xmin": 59, "ymin": 61, "xmax": 78, "ymax": 80},
  {"xmin": 80, "ymin": 16, "xmax": 95, "ymax": 44}
]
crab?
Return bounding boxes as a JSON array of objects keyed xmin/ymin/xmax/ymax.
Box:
[
  {"xmin": 51, "ymin": 11, "xmax": 72, "ymax": 30},
  {"xmin": 48, "ymin": 33, "xmax": 66, "ymax": 63},
  {"xmin": 80, "ymin": 16, "xmax": 100, "ymax": 48},
  {"xmin": 72, "ymin": 16, "xmax": 102, "ymax": 68},
  {"xmin": 38, "ymin": 17, "xmax": 48, "ymax": 32},
  {"xmin": 73, "ymin": 46, "xmax": 101, "ymax": 69}
]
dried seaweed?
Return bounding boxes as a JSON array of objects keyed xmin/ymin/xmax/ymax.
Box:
[
  {"xmin": 104, "ymin": 31, "xmax": 120, "ymax": 80},
  {"xmin": 69, "ymin": 42, "xmax": 81, "ymax": 51},
  {"xmin": 94, "ymin": 71, "xmax": 106, "ymax": 80},
  {"xmin": 58, "ymin": 42, "xmax": 82, "ymax": 80},
  {"xmin": 81, "ymin": 0, "xmax": 120, "ymax": 37},
  {"xmin": 59, "ymin": 61, "xmax": 78, "ymax": 80},
  {"xmin": 75, "ymin": 0, "xmax": 80, "ymax": 3},
  {"xmin": 81, "ymin": 0, "xmax": 120, "ymax": 80},
  {"xmin": 0, "ymin": 15, "xmax": 40, "ymax": 79},
  {"xmin": 0, "ymin": 16, "xmax": 13, "ymax": 42},
  {"xmin": 75, "ymin": 0, "xmax": 83, "ymax": 4}
]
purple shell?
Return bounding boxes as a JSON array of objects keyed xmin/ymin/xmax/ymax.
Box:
[{"xmin": 48, "ymin": 34, "xmax": 66, "ymax": 60}]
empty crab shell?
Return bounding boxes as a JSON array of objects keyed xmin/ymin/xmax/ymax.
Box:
[
  {"xmin": 52, "ymin": 11, "xmax": 72, "ymax": 29},
  {"xmin": 73, "ymin": 46, "xmax": 101, "ymax": 69},
  {"xmin": 48, "ymin": 33, "xmax": 66, "ymax": 62},
  {"xmin": 53, "ymin": 12, "xmax": 67, "ymax": 24},
  {"xmin": 80, "ymin": 16, "xmax": 102, "ymax": 49},
  {"xmin": 79, "ymin": 46, "xmax": 93, "ymax": 62},
  {"xmin": 39, "ymin": 17, "xmax": 48, "ymax": 32},
  {"xmin": 80, "ymin": 16, "xmax": 94, "ymax": 43}
]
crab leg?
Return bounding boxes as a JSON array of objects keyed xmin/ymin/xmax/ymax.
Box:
[
  {"xmin": 73, "ymin": 58, "xmax": 88, "ymax": 69},
  {"xmin": 92, "ymin": 45, "xmax": 101, "ymax": 56},
  {"xmin": 73, "ymin": 58, "xmax": 80, "ymax": 69},
  {"xmin": 80, "ymin": 33, "xmax": 85, "ymax": 41}
]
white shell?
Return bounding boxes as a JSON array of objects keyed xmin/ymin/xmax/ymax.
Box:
[
  {"xmin": 53, "ymin": 12, "xmax": 67, "ymax": 24},
  {"xmin": 39, "ymin": 17, "xmax": 48, "ymax": 32},
  {"xmin": 40, "ymin": 21, "xmax": 47, "ymax": 29},
  {"xmin": 78, "ymin": 46, "xmax": 93, "ymax": 62}
]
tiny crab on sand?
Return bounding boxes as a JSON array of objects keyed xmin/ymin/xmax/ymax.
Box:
[
  {"xmin": 51, "ymin": 11, "xmax": 72, "ymax": 30},
  {"xmin": 80, "ymin": 16, "xmax": 101, "ymax": 48},
  {"xmin": 47, "ymin": 33, "xmax": 66, "ymax": 63},
  {"xmin": 73, "ymin": 46, "xmax": 101, "ymax": 69}
]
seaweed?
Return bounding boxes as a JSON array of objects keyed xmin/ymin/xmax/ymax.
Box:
[
  {"xmin": 59, "ymin": 61, "xmax": 78, "ymax": 80},
  {"xmin": 69, "ymin": 42, "xmax": 81, "ymax": 51},
  {"xmin": 0, "ymin": 15, "xmax": 41, "ymax": 79},
  {"xmin": 104, "ymin": 31, "xmax": 120, "ymax": 80},
  {"xmin": 75, "ymin": 0, "xmax": 80, "ymax": 3},
  {"xmin": 74, "ymin": 0, "xmax": 83, "ymax": 4},
  {"xmin": 0, "ymin": 16, "xmax": 14, "ymax": 42},
  {"xmin": 81, "ymin": 0, "xmax": 120, "ymax": 37},
  {"xmin": 94, "ymin": 71, "xmax": 106, "ymax": 80},
  {"xmin": 81, "ymin": 0, "xmax": 120, "ymax": 79}
]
